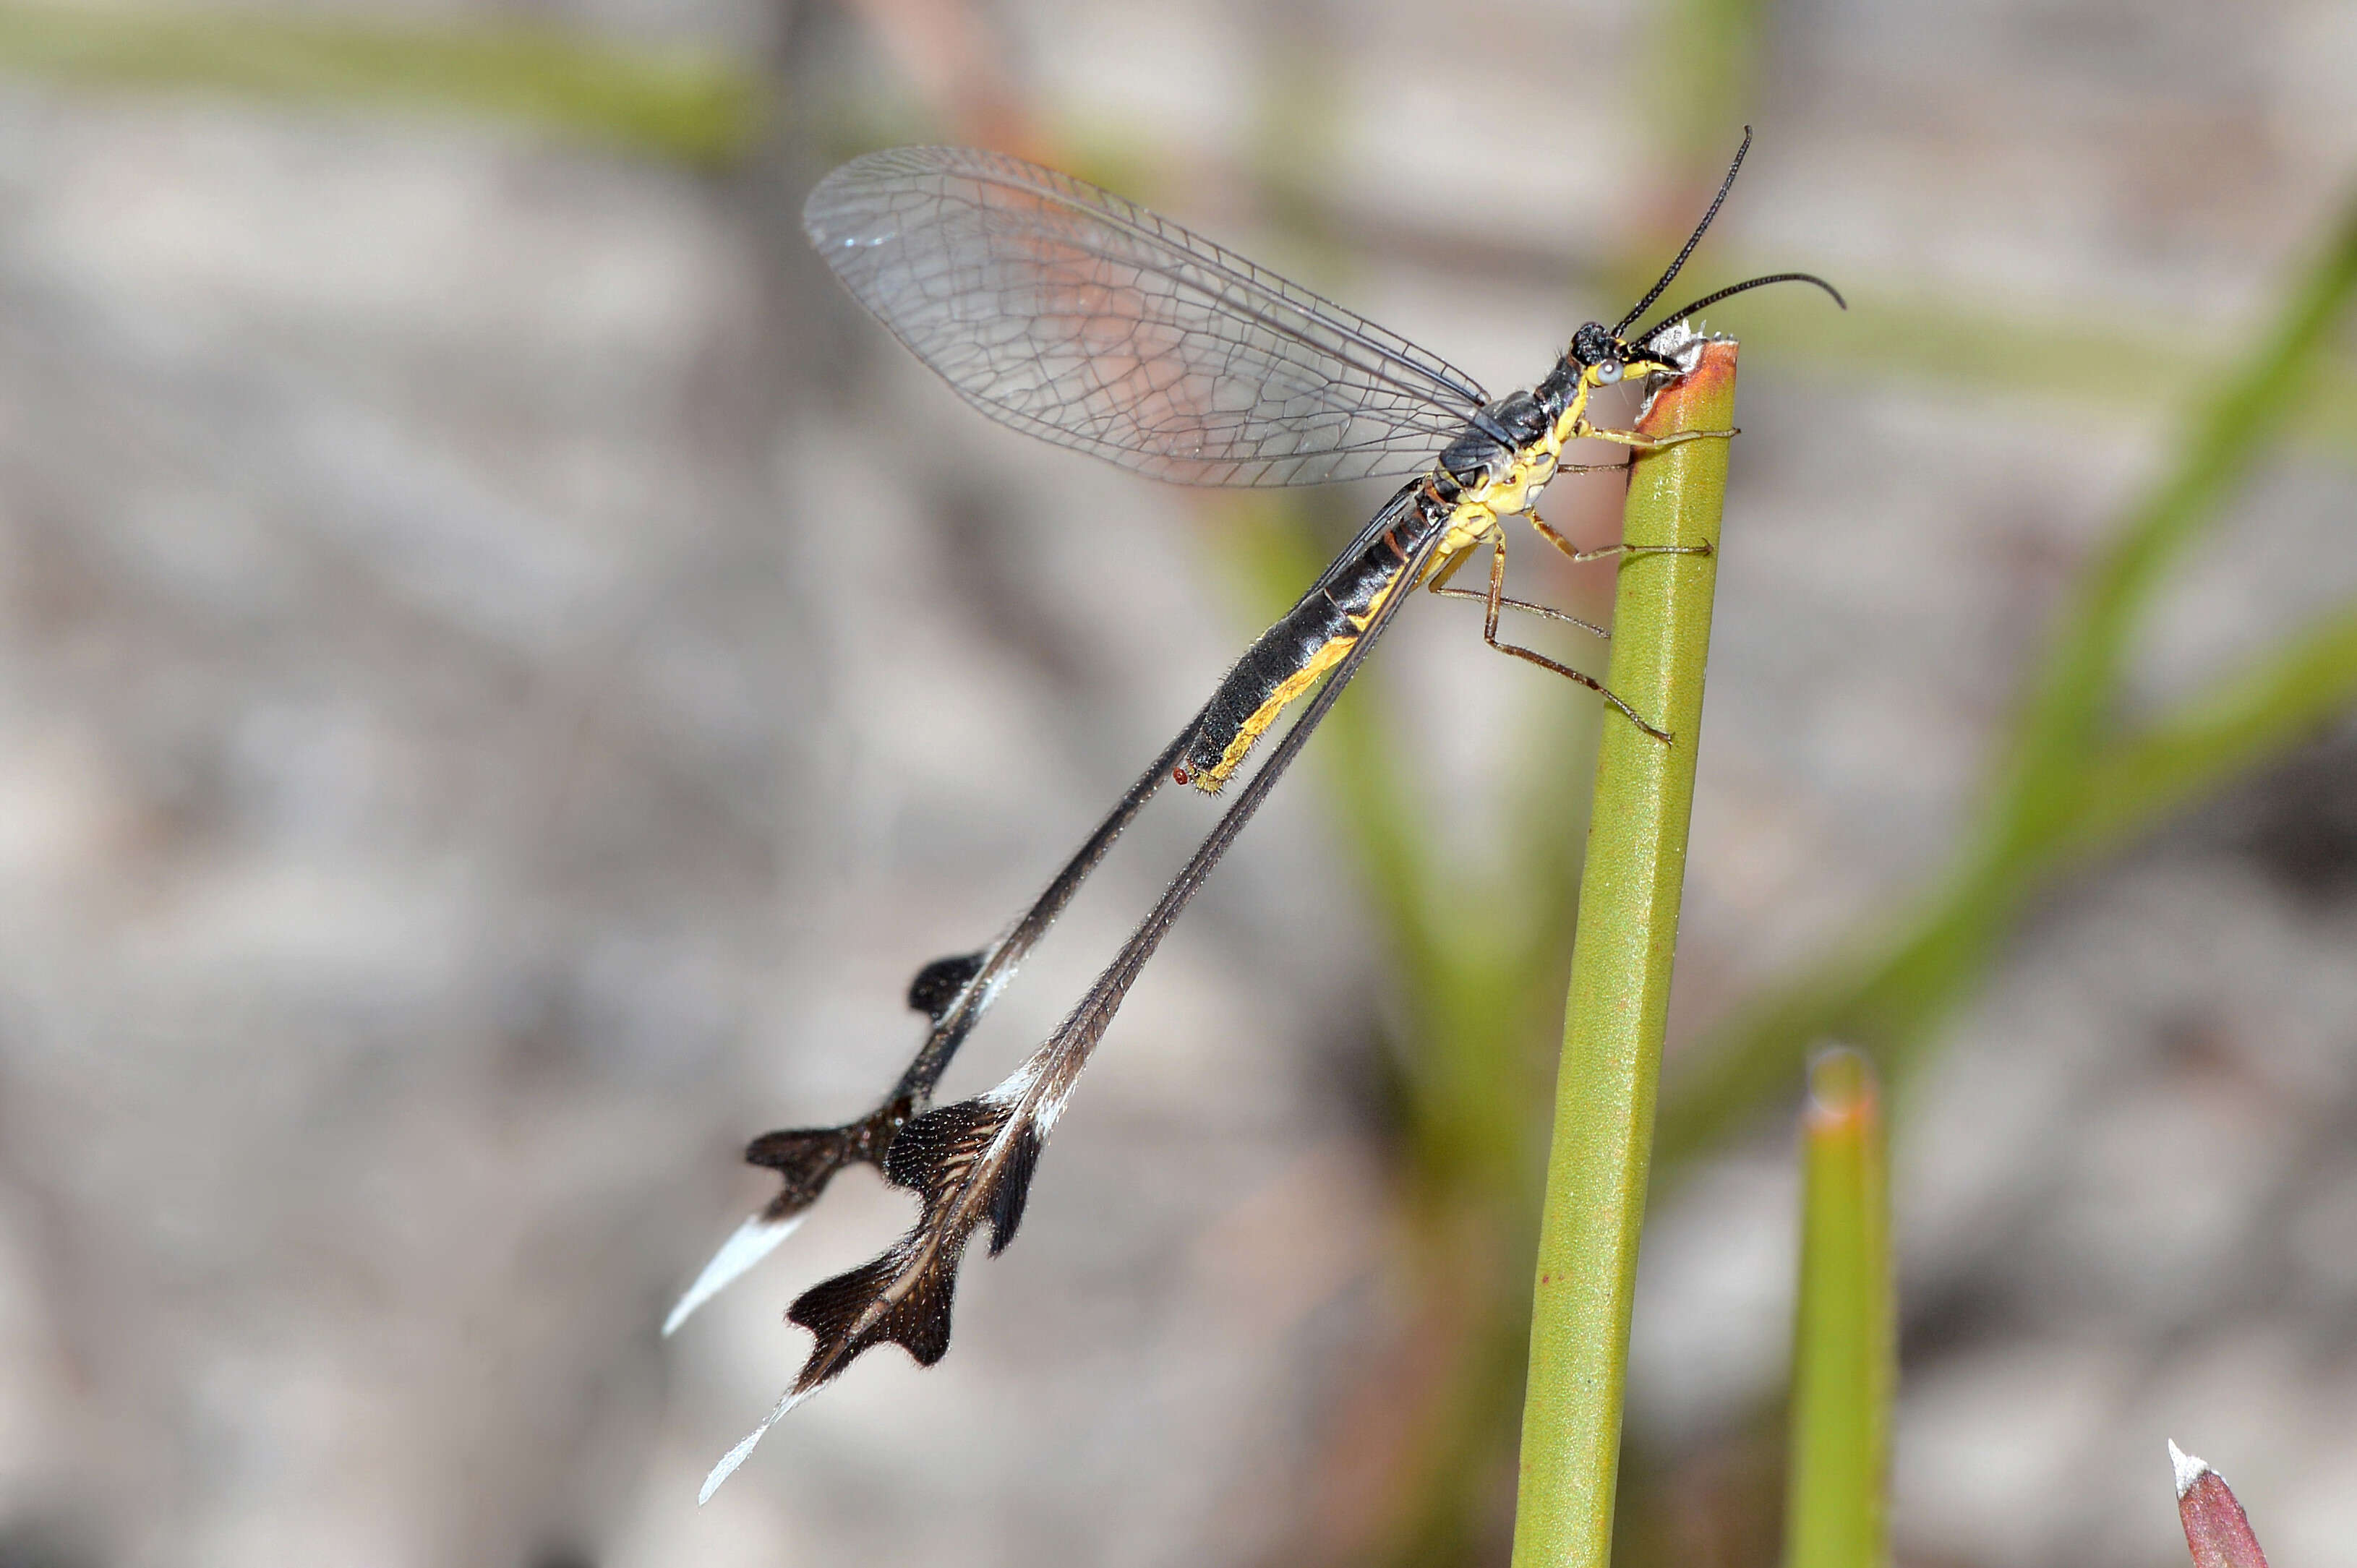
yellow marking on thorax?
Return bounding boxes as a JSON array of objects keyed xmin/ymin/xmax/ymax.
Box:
[{"xmin": 1424, "ymin": 371, "xmax": 1606, "ymax": 582}]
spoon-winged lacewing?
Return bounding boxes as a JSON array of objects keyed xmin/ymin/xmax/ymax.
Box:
[{"xmin": 672, "ymin": 129, "xmax": 1838, "ymax": 1499}]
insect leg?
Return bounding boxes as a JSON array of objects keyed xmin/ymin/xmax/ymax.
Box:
[
  {"xmin": 1430, "ymin": 566, "xmax": 1609, "ymax": 640},
  {"xmin": 1468, "ymin": 532, "xmax": 1672, "ymax": 743},
  {"xmin": 1424, "ymin": 541, "xmax": 1478, "ymax": 594},
  {"xmin": 1573, "ymin": 423, "xmax": 1737, "ymax": 451},
  {"xmin": 1528, "ymin": 510, "xmax": 1714, "ymax": 566}
]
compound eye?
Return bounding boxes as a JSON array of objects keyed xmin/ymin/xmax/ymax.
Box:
[{"xmin": 1594, "ymin": 359, "xmax": 1624, "ymax": 385}]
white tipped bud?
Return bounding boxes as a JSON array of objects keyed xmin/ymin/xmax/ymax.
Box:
[{"xmin": 2169, "ymin": 1438, "xmax": 2210, "ymax": 1499}]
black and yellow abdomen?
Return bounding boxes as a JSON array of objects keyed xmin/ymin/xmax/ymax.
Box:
[{"xmin": 1176, "ymin": 484, "xmax": 1453, "ymax": 792}]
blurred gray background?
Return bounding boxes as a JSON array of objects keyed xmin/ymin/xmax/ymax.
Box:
[{"xmin": 0, "ymin": 0, "xmax": 2352, "ymax": 1564}]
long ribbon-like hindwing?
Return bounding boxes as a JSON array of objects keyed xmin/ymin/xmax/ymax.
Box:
[
  {"xmin": 661, "ymin": 735, "xmax": 1189, "ymax": 1341},
  {"xmin": 786, "ymin": 1091, "xmax": 1038, "ymax": 1373},
  {"xmin": 696, "ymin": 517, "xmax": 1442, "ymax": 1500}
]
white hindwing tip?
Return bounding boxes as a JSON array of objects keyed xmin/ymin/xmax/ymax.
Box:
[
  {"xmin": 698, "ymin": 1384, "xmax": 815, "ymax": 1504},
  {"xmin": 664, "ymin": 1211, "xmax": 805, "ymax": 1337}
]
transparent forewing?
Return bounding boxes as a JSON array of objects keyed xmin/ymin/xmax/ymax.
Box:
[{"xmin": 803, "ymin": 147, "xmax": 1489, "ymax": 487}]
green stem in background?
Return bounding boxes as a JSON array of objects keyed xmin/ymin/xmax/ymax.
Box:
[
  {"xmin": 1660, "ymin": 280, "xmax": 2357, "ymax": 464},
  {"xmin": 1988, "ymin": 186, "xmax": 2357, "ymax": 863},
  {"xmin": 1784, "ymin": 1048, "xmax": 1893, "ymax": 1568},
  {"xmin": 2058, "ymin": 604, "xmax": 2357, "ymax": 861},
  {"xmin": 12, "ymin": 4, "xmax": 2357, "ymax": 449},
  {"xmin": 1512, "ymin": 340, "xmax": 1738, "ymax": 1567},
  {"xmin": 1658, "ymin": 182, "xmax": 2357, "ymax": 1167},
  {"xmin": 0, "ymin": 0, "xmax": 762, "ymax": 163},
  {"xmin": 1648, "ymin": 0, "xmax": 1759, "ymax": 166}
]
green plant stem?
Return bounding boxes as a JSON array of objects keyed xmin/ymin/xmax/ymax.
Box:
[
  {"xmin": 1784, "ymin": 1048, "xmax": 1893, "ymax": 1568},
  {"xmin": 1512, "ymin": 340, "xmax": 1737, "ymax": 1567},
  {"xmin": 1988, "ymin": 188, "xmax": 2357, "ymax": 862},
  {"xmin": 1659, "ymin": 184, "xmax": 2357, "ymax": 1165},
  {"xmin": 1656, "ymin": 600, "xmax": 2357, "ymax": 1169},
  {"xmin": 2059, "ymin": 604, "xmax": 2357, "ymax": 857},
  {"xmin": 0, "ymin": 0, "xmax": 763, "ymax": 164}
]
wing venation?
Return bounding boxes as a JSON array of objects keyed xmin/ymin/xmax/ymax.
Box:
[{"xmin": 803, "ymin": 146, "xmax": 1488, "ymax": 487}]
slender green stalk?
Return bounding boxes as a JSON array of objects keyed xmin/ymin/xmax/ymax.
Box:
[
  {"xmin": 1784, "ymin": 1048, "xmax": 1893, "ymax": 1568},
  {"xmin": 1512, "ymin": 340, "xmax": 1737, "ymax": 1567},
  {"xmin": 2054, "ymin": 603, "xmax": 2357, "ymax": 863},
  {"xmin": 1668, "ymin": 280, "xmax": 2357, "ymax": 463},
  {"xmin": 1658, "ymin": 184, "xmax": 2357, "ymax": 1166},
  {"xmin": 1987, "ymin": 187, "xmax": 2357, "ymax": 863},
  {"xmin": 0, "ymin": 0, "xmax": 763, "ymax": 164}
]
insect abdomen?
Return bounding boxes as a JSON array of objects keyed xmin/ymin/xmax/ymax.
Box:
[{"xmin": 1177, "ymin": 491, "xmax": 1442, "ymax": 792}]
